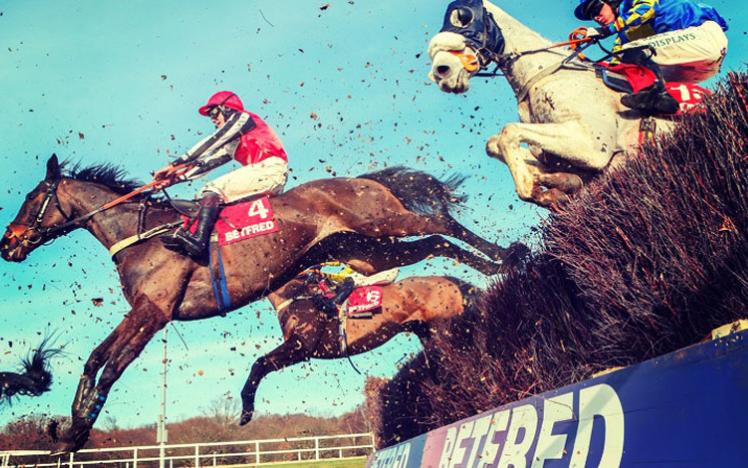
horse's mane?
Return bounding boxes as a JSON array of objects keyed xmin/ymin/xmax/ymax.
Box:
[{"xmin": 63, "ymin": 161, "xmax": 143, "ymax": 195}]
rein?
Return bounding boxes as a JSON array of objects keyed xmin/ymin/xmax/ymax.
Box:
[
  {"xmin": 466, "ymin": 35, "xmax": 600, "ymax": 79},
  {"xmin": 49, "ymin": 166, "xmax": 188, "ymax": 236}
]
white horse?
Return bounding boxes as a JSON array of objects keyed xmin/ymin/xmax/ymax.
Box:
[{"xmin": 428, "ymin": 0, "xmax": 679, "ymax": 208}]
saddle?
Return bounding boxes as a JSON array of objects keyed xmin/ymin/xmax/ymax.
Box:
[
  {"xmin": 175, "ymin": 195, "xmax": 279, "ymax": 246},
  {"xmin": 596, "ymin": 63, "xmax": 711, "ymax": 116}
]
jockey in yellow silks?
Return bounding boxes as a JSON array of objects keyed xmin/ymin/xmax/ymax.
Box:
[
  {"xmin": 310, "ymin": 262, "xmax": 399, "ymax": 315},
  {"xmin": 575, "ymin": 0, "xmax": 728, "ymax": 115}
]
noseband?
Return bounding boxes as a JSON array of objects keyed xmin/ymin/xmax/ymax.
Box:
[
  {"xmin": 439, "ymin": 0, "xmax": 507, "ymax": 74},
  {"xmin": 5, "ymin": 179, "xmax": 74, "ymax": 247}
]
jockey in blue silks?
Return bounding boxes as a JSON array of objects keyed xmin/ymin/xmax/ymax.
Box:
[{"xmin": 575, "ymin": 0, "xmax": 728, "ymax": 115}]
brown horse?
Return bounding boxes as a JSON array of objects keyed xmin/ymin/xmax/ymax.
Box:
[
  {"xmin": 1, "ymin": 155, "xmax": 506, "ymax": 452},
  {"xmin": 239, "ymin": 271, "xmax": 479, "ymax": 424}
]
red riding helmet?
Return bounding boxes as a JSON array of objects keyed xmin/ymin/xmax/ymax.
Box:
[{"xmin": 198, "ymin": 91, "xmax": 245, "ymax": 116}]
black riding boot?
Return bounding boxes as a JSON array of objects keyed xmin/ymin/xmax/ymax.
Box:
[
  {"xmin": 331, "ymin": 277, "xmax": 356, "ymax": 305},
  {"xmin": 619, "ymin": 48, "xmax": 679, "ymax": 115},
  {"xmin": 313, "ymin": 277, "xmax": 356, "ymax": 318},
  {"xmin": 162, "ymin": 192, "xmax": 221, "ymax": 258}
]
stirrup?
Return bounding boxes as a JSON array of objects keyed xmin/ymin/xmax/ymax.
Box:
[
  {"xmin": 162, "ymin": 230, "xmax": 207, "ymax": 257},
  {"xmin": 161, "ymin": 231, "xmax": 185, "ymax": 250}
]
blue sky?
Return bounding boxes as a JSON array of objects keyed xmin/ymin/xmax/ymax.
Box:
[{"xmin": 0, "ymin": 0, "xmax": 745, "ymax": 438}]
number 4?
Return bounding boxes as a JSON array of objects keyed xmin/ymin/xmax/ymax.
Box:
[{"xmin": 248, "ymin": 199, "xmax": 269, "ymax": 219}]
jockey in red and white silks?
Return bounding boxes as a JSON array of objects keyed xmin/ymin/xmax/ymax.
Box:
[{"xmin": 157, "ymin": 91, "xmax": 289, "ymax": 257}]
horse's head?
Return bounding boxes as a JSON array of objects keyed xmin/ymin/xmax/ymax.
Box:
[
  {"xmin": 1, "ymin": 154, "xmax": 74, "ymax": 262},
  {"xmin": 428, "ymin": 0, "xmax": 505, "ymax": 93}
]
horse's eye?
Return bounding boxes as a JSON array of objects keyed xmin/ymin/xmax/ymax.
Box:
[
  {"xmin": 25, "ymin": 192, "xmax": 37, "ymax": 201},
  {"xmin": 450, "ymin": 7, "xmax": 474, "ymax": 28}
]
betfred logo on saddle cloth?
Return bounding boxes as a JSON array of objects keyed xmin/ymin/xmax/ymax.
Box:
[
  {"xmin": 182, "ymin": 196, "xmax": 279, "ymax": 246},
  {"xmin": 345, "ymin": 286, "xmax": 384, "ymax": 317}
]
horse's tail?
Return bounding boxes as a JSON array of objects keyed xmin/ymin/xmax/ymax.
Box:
[
  {"xmin": 21, "ymin": 336, "xmax": 61, "ymax": 393},
  {"xmin": 358, "ymin": 166, "xmax": 467, "ymax": 217},
  {"xmin": 1, "ymin": 336, "xmax": 61, "ymax": 403}
]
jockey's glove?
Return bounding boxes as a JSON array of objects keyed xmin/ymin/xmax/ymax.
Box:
[{"xmin": 584, "ymin": 26, "xmax": 613, "ymax": 40}]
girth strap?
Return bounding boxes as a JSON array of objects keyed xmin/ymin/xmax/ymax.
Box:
[
  {"xmin": 108, "ymin": 221, "xmax": 182, "ymax": 257},
  {"xmin": 209, "ymin": 241, "xmax": 232, "ymax": 313}
]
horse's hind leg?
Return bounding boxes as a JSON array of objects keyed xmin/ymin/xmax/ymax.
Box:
[
  {"xmin": 320, "ymin": 234, "xmax": 500, "ymax": 275},
  {"xmin": 440, "ymin": 214, "xmax": 511, "ymax": 262},
  {"xmin": 386, "ymin": 235, "xmax": 500, "ymax": 275},
  {"xmin": 361, "ymin": 212, "xmax": 507, "ymax": 263}
]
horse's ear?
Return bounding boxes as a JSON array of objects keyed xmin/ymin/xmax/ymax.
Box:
[{"xmin": 45, "ymin": 154, "xmax": 61, "ymax": 181}]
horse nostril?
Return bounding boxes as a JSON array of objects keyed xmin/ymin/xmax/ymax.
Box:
[{"xmin": 436, "ymin": 65, "xmax": 451, "ymax": 78}]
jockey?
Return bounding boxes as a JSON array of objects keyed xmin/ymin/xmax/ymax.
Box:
[
  {"xmin": 156, "ymin": 91, "xmax": 289, "ymax": 257},
  {"xmin": 308, "ymin": 262, "xmax": 399, "ymax": 316},
  {"xmin": 310, "ymin": 263, "xmax": 357, "ymax": 317},
  {"xmin": 575, "ymin": 0, "xmax": 728, "ymax": 115}
]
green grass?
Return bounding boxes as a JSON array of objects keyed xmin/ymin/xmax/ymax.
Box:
[{"xmin": 223, "ymin": 456, "xmax": 368, "ymax": 468}]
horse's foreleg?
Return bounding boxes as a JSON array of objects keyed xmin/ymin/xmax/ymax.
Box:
[
  {"xmin": 536, "ymin": 173, "xmax": 584, "ymax": 195},
  {"xmin": 487, "ymin": 121, "xmax": 611, "ymax": 204},
  {"xmin": 71, "ymin": 328, "xmax": 121, "ymax": 415},
  {"xmin": 57, "ymin": 308, "xmax": 168, "ymax": 453},
  {"xmin": 240, "ymin": 336, "xmax": 308, "ymax": 426}
]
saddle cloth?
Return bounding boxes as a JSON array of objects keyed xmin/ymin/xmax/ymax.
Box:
[
  {"xmin": 597, "ymin": 63, "xmax": 711, "ymax": 116},
  {"xmin": 182, "ymin": 195, "xmax": 279, "ymax": 246},
  {"xmin": 344, "ymin": 285, "xmax": 384, "ymax": 318}
]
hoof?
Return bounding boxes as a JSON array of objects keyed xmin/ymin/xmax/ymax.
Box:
[
  {"xmin": 239, "ymin": 410, "xmax": 254, "ymax": 426},
  {"xmin": 51, "ymin": 427, "xmax": 90, "ymax": 454},
  {"xmin": 501, "ymin": 242, "xmax": 531, "ymax": 273},
  {"xmin": 50, "ymin": 442, "xmax": 75, "ymax": 457},
  {"xmin": 480, "ymin": 260, "xmax": 502, "ymax": 276},
  {"xmin": 47, "ymin": 420, "xmax": 60, "ymax": 442}
]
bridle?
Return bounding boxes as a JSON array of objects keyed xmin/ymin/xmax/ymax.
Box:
[
  {"xmin": 4, "ymin": 179, "xmax": 75, "ymax": 248},
  {"xmin": 4, "ymin": 166, "xmax": 187, "ymax": 253},
  {"xmin": 441, "ymin": 0, "xmax": 598, "ymax": 78},
  {"xmin": 438, "ymin": 0, "xmax": 509, "ymax": 77}
]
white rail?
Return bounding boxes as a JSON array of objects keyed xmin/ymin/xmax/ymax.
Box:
[{"xmin": 0, "ymin": 432, "xmax": 374, "ymax": 467}]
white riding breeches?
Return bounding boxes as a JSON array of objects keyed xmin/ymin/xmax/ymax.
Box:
[
  {"xmin": 622, "ymin": 20, "xmax": 728, "ymax": 83},
  {"xmin": 350, "ymin": 268, "xmax": 400, "ymax": 287},
  {"xmin": 201, "ymin": 157, "xmax": 288, "ymax": 203}
]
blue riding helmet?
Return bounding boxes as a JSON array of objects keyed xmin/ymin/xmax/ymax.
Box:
[
  {"xmin": 575, "ymin": 0, "xmax": 623, "ymax": 21},
  {"xmin": 439, "ymin": 0, "xmax": 505, "ymax": 56}
]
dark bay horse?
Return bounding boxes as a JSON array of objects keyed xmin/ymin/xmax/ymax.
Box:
[
  {"xmin": 1, "ymin": 155, "xmax": 506, "ymax": 452},
  {"xmin": 239, "ymin": 272, "xmax": 479, "ymax": 425},
  {"xmin": 1, "ymin": 338, "xmax": 61, "ymax": 406}
]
